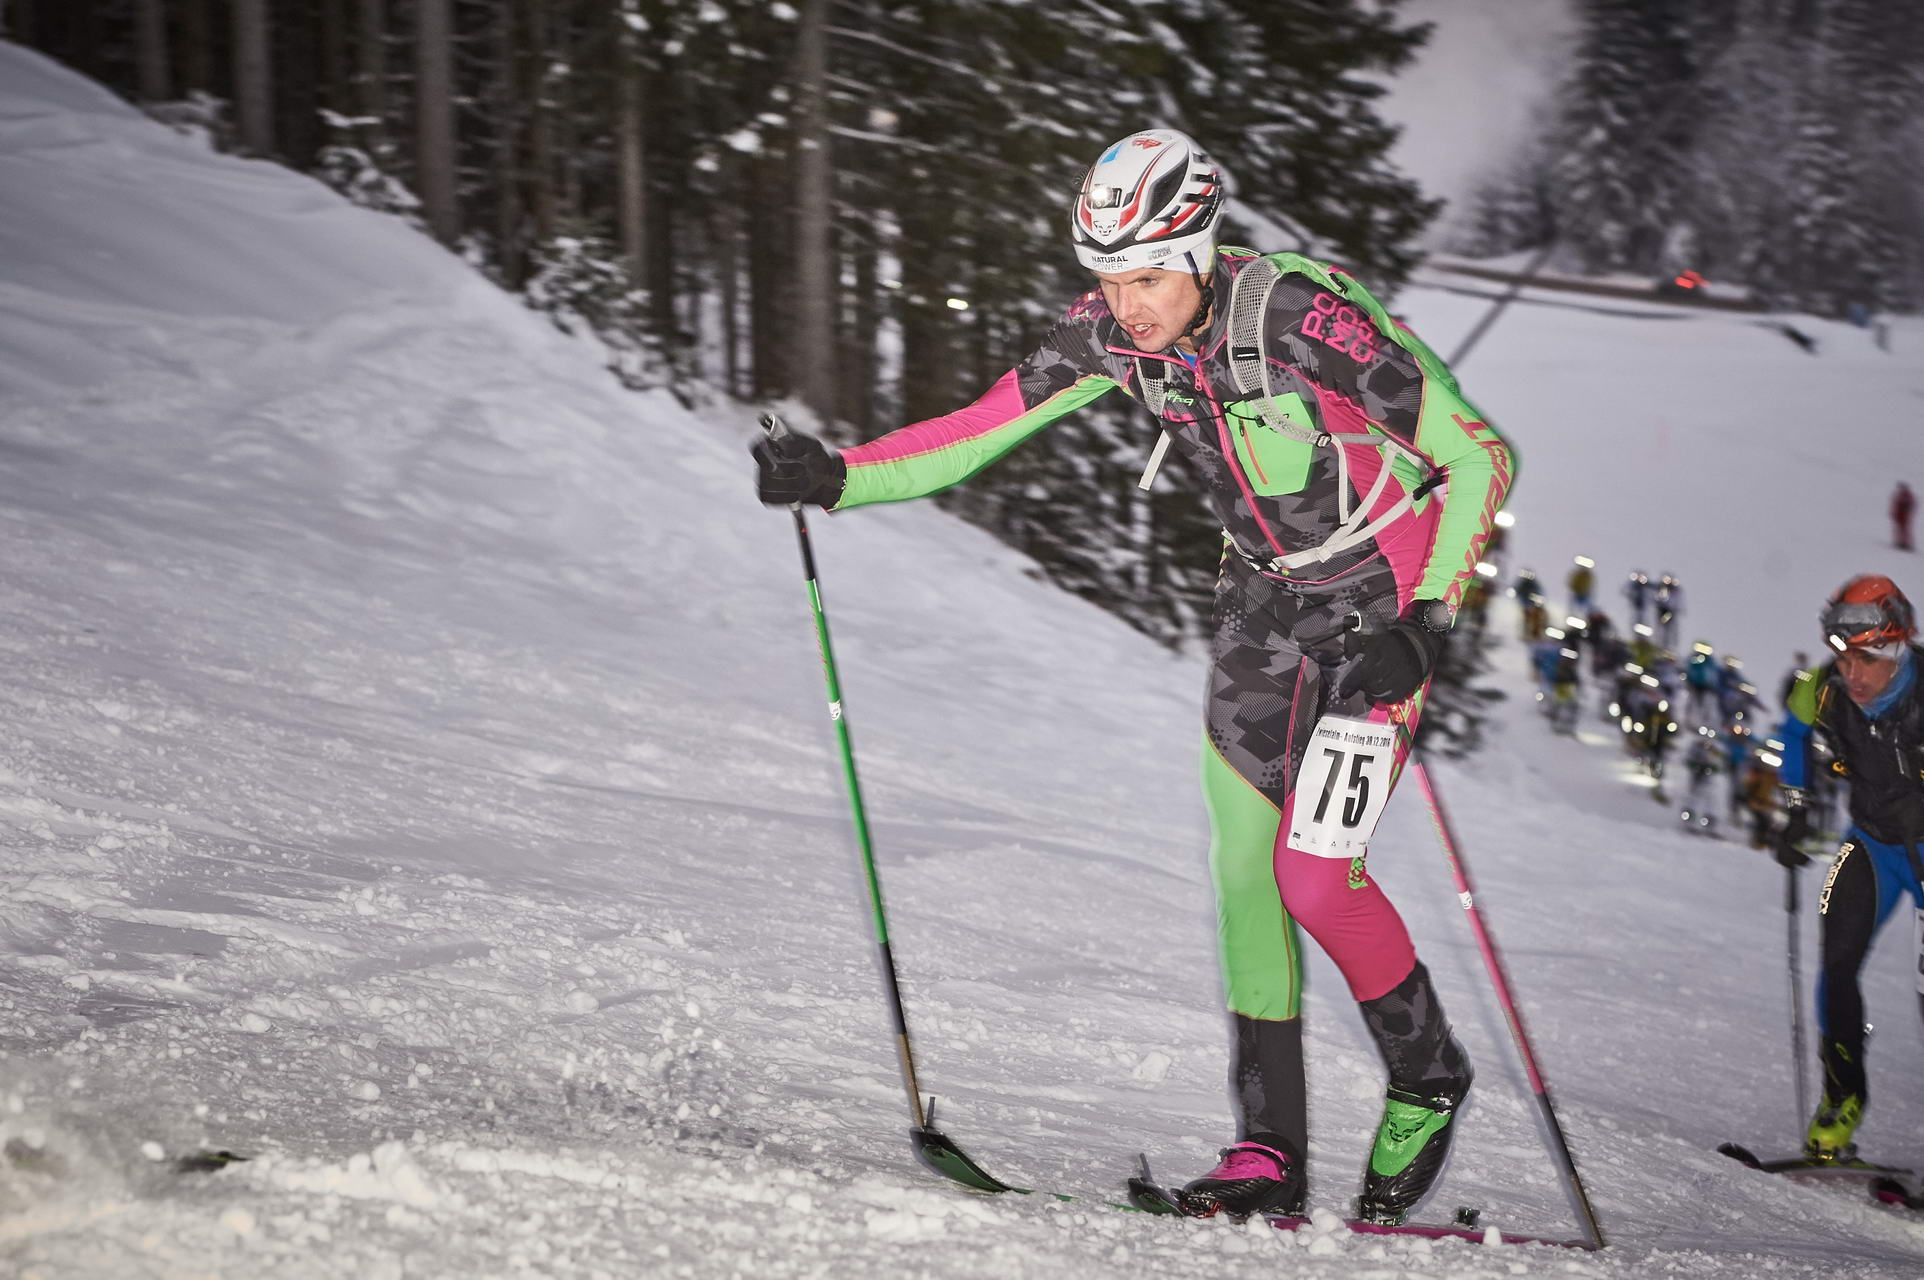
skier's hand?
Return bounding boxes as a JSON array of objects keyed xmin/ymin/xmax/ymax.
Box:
[
  {"xmin": 1337, "ymin": 605, "xmax": 1444, "ymax": 705},
  {"xmin": 1773, "ymin": 803, "xmax": 1812, "ymax": 869},
  {"xmin": 751, "ymin": 428, "xmax": 847, "ymax": 508}
]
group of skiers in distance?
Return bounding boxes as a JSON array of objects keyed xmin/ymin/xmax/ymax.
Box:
[
  {"xmin": 1503, "ymin": 559, "xmax": 1762, "ymax": 824},
  {"xmin": 1492, "ymin": 549, "xmax": 1923, "ymax": 1173}
]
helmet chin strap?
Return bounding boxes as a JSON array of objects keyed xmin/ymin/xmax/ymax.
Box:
[{"xmin": 1177, "ymin": 255, "xmax": 1215, "ymax": 343}]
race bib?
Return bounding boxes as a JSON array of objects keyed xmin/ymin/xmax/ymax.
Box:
[{"xmin": 1287, "ymin": 715, "xmax": 1398, "ymax": 860}]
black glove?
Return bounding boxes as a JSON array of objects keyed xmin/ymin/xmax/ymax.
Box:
[
  {"xmin": 1337, "ymin": 602, "xmax": 1447, "ymax": 705},
  {"xmin": 751, "ymin": 429, "xmax": 847, "ymax": 508},
  {"xmin": 1773, "ymin": 796, "xmax": 1812, "ymax": 869}
]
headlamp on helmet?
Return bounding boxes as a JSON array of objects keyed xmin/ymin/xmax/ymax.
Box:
[
  {"xmin": 1071, "ymin": 128, "xmax": 1227, "ymax": 276},
  {"xmin": 1820, "ymin": 574, "xmax": 1915, "ymax": 657}
]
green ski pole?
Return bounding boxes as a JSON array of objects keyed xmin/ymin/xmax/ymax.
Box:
[{"xmin": 760, "ymin": 413, "xmax": 1016, "ymax": 1193}]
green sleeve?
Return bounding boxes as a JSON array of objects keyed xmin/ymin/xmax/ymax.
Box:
[
  {"xmin": 835, "ymin": 371, "xmax": 1118, "ymax": 509},
  {"xmin": 1779, "ymin": 667, "xmax": 1827, "ymax": 790},
  {"xmin": 1786, "ymin": 667, "xmax": 1824, "ymax": 726},
  {"xmin": 1407, "ymin": 368, "xmax": 1516, "ymax": 605}
]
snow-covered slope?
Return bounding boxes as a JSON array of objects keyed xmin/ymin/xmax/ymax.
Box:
[
  {"xmin": 1, "ymin": 41, "xmax": 1921, "ymax": 1278},
  {"xmin": 1400, "ymin": 263, "xmax": 1921, "ymax": 683}
]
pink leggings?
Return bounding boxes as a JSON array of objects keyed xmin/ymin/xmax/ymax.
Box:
[{"xmin": 1274, "ymin": 844, "xmax": 1416, "ymax": 1002}]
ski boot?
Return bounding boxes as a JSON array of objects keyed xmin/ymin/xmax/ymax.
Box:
[
  {"xmin": 1354, "ymin": 962, "xmax": 1474, "ymax": 1225},
  {"xmin": 1356, "ymin": 1081, "xmax": 1470, "ymax": 1223},
  {"xmin": 1177, "ymin": 1136, "xmax": 1305, "ymax": 1219},
  {"xmin": 1805, "ymin": 1092, "xmax": 1865, "ymax": 1161}
]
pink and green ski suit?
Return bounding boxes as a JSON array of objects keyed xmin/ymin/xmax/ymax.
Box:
[{"xmin": 831, "ymin": 248, "xmax": 1514, "ymax": 1156}]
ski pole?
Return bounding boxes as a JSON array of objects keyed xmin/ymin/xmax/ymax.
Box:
[
  {"xmin": 1409, "ymin": 756, "xmax": 1607, "ymax": 1250},
  {"xmin": 760, "ymin": 413, "xmax": 1015, "ymax": 1194},
  {"xmin": 1786, "ymin": 865, "xmax": 1811, "ymax": 1127}
]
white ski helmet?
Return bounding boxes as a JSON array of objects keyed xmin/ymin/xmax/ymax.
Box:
[{"xmin": 1071, "ymin": 129, "xmax": 1226, "ymax": 275}]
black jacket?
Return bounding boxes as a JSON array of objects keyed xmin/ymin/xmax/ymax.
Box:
[{"xmin": 1796, "ymin": 646, "xmax": 1924, "ymax": 845}]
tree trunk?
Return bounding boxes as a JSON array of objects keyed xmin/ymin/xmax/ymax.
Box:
[
  {"xmin": 3, "ymin": 0, "xmax": 32, "ymax": 46},
  {"xmin": 357, "ymin": 0, "xmax": 387, "ymax": 131},
  {"xmin": 845, "ymin": 227, "xmax": 878, "ymax": 435},
  {"xmin": 493, "ymin": 0, "xmax": 525, "ymax": 286},
  {"xmin": 527, "ymin": 0, "xmax": 557, "ymax": 244},
  {"xmin": 319, "ymin": 0, "xmax": 349, "ymax": 112},
  {"xmin": 718, "ymin": 185, "xmax": 742, "ymax": 396},
  {"xmin": 896, "ymin": 203, "xmax": 958, "ymax": 425},
  {"xmin": 179, "ymin": 0, "xmax": 212, "ymax": 96},
  {"xmin": 791, "ymin": 0, "xmax": 835, "ymax": 422},
  {"xmin": 134, "ymin": 0, "xmax": 171, "ymax": 102},
  {"xmin": 232, "ymin": 0, "xmax": 275, "ymax": 156},
  {"xmin": 277, "ymin": 0, "xmax": 322, "ymax": 167},
  {"xmin": 640, "ymin": 21, "xmax": 675, "ymax": 345},
  {"xmin": 749, "ymin": 143, "xmax": 791, "ymax": 399},
  {"xmin": 415, "ymin": 0, "xmax": 459, "ymax": 243},
  {"xmin": 551, "ymin": 11, "xmax": 580, "ymax": 228},
  {"xmin": 615, "ymin": 6, "xmax": 646, "ymax": 279}
]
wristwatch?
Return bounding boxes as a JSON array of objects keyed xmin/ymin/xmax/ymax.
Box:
[{"xmin": 1406, "ymin": 598, "xmax": 1456, "ymax": 634}]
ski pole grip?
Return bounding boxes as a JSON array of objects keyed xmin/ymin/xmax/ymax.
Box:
[{"xmin": 758, "ymin": 413, "xmax": 806, "ymax": 517}]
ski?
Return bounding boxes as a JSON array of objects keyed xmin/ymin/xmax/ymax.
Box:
[
  {"xmin": 173, "ymin": 1148, "xmax": 250, "ymax": 1173},
  {"xmin": 1124, "ymin": 1156, "xmax": 1189, "ymax": 1215},
  {"xmin": 1126, "ymin": 1156, "xmax": 1597, "ymax": 1249},
  {"xmin": 909, "ymin": 1110, "xmax": 1028, "ymax": 1195},
  {"xmin": 1284, "ymin": 1216, "xmax": 1598, "ymax": 1249},
  {"xmin": 1717, "ymin": 1141, "xmax": 1913, "ymax": 1180}
]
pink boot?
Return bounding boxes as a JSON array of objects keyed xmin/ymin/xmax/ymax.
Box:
[{"xmin": 1179, "ymin": 1138, "xmax": 1305, "ymax": 1218}]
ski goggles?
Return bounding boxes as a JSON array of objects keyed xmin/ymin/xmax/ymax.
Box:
[{"xmin": 1821, "ymin": 599, "xmax": 1906, "ymax": 656}]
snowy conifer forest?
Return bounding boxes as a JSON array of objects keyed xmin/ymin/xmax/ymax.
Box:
[
  {"xmin": 14, "ymin": 1, "xmax": 1921, "ymax": 655},
  {"xmin": 1462, "ymin": 0, "xmax": 1924, "ymax": 320}
]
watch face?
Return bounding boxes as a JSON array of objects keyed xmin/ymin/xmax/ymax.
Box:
[{"xmin": 1417, "ymin": 600, "xmax": 1455, "ymax": 632}]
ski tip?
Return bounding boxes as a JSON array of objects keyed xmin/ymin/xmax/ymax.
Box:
[
  {"xmin": 173, "ymin": 1148, "xmax": 249, "ymax": 1173},
  {"xmin": 1716, "ymin": 1141, "xmax": 1762, "ymax": 1169},
  {"xmin": 908, "ymin": 1125, "xmax": 1021, "ymax": 1195}
]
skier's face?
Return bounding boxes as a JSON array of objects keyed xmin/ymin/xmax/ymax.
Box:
[
  {"xmin": 1095, "ymin": 267, "xmax": 1205, "ymax": 353},
  {"xmin": 1836, "ymin": 647, "xmax": 1900, "ymax": 705}
]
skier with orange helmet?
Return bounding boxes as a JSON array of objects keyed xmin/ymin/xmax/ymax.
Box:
[{"xmin": 1775, "ymin": 574, "xmax": 1924, "ymax": 1161}]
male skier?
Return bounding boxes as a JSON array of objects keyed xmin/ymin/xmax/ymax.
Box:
[
  {"xmin": 1775, "ymin": 575, "xmax": 1924, "ymax": 1158},
  {"xmin": 753, "ymin": 130, "xmax": 1513, "ymax": 1222}
]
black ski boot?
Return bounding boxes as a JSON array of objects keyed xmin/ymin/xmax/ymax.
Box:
[{"xmin": 1354, "ymin": 963, "xmax": 1474, "ymax": 1224}]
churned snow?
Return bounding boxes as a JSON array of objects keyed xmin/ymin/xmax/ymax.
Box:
[{"xmin": 1, "ymin": 39, "xmax": 1922, "ymax": 1280}]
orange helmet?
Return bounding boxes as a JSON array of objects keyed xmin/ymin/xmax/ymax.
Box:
[{"xmin": 1820, "ymin": 575, "xmax": 1916, "ymax": 654}]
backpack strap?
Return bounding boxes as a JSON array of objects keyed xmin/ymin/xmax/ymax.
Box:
[
  {"xmin": 1134, "ymin": 358, "xmax": 1173, "ymax": 490},
  {"xmin": 1219, "ymin": 250, "xmax": 1439, "ymax": 574},
  {"xmin": 1226, "ymin": 254, "xmax": 1325, "ymax": 446}
]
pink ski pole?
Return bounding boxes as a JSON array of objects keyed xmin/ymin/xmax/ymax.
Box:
[{"xmin": 1411, "ymin": 758, "xmax": 1606, "ymax": 1249}]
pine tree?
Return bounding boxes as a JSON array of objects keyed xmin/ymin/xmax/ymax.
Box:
[
  {"xmin": 1752, "ymin": 0, "xmax": 1924, "ymax": 316},
  {"xmin": 1162, "ymin": 0, "xmax": 1439, "ymax": 286},
  {"xmin": 1549, "ymin": 0, "xmax": 1699, "ymax": 274}
]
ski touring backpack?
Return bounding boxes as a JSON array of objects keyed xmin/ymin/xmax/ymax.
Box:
[{"xmin": 1135, "ymin": 249, "xmax": 1443, "ymax": 574}]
